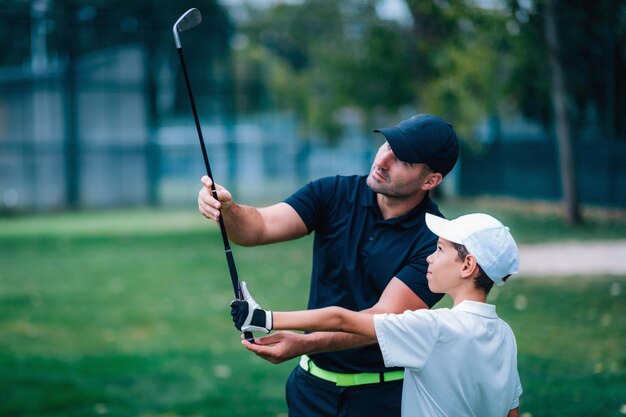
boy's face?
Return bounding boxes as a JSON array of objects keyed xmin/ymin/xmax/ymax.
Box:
[{"xmin": 426, "ymin": 237, "xmax": 464, "ymax": 294}]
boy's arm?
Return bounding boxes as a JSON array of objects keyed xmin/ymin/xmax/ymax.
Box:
[
  {"xmin": 273, "ymin": 307, "xmax": 376, "ymax": 338},
  {"xmin": 231, "ymin": 282, "xmax": 376, "ymax": 338},
  {"xmin": 507, "ymin": 407, "xmax": 519, "ymax": 417}
]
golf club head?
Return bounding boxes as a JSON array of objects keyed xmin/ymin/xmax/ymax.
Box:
[{"xmin": 173, "ymin": 8, "xmax": 202, "ymax": 49}]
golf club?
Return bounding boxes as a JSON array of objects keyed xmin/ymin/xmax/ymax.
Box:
[{"xmin": 173, "ymin": 8, "xmax": 254, "ymax": 343}]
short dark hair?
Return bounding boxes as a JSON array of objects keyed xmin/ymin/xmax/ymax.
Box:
[
  {"xmin": 417, "ymin": 164, "xmax": 434, "ymax": 184},
  {"xmin": 451, "ymin": 242, "xmax": 494, "ymax": 294}
]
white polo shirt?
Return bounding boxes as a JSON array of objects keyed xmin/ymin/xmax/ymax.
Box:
[{"xmin": 373, "ymin": 300, "xmax": 522, "ymax": 417}]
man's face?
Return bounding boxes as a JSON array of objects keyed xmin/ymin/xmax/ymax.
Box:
[{"xmin": 366, "ymin": 142, "xmax": 430, "ymax": 199}]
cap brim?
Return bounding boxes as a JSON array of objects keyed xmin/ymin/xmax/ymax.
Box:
[
  {"xmin": 374, "ymin": 127, "xmax": 420, "ymax": 164},
  {"xmin": 425, "ymin": 213, "xmax": 463, "ymax": 244}
]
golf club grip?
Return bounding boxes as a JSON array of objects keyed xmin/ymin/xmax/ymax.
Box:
[
  {"xmin": 226, "ymin": 249, "xmax": 255, "ymax": 344},
  {"xmin": 225, "ymin": 231, "xmax": 254, "ymax": 343}
]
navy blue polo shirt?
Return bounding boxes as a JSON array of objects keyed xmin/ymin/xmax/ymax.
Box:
[{"xmin": 284, "ymin": 175, "xmax": 445, "ymax": 373}]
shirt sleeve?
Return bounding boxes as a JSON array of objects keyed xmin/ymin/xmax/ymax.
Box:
[
  {"xmin": 373, "ymin": 309, "xmax": 439, "ymax": 370},
  {"xmin": 394, "ymin": 234, "xmax": 442, "ymax": 308},
  {"xmin": 510, "ymin": 370, "xmax": 523, "ymax": 409},
  {"xmin": 283, "ymin": 176, "xmax": 336, "ymax": 233}
]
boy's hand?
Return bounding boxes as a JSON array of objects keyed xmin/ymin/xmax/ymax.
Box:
[{"xmin": 230, "ymin": 282, "xmax": 273, "ymax": 334}]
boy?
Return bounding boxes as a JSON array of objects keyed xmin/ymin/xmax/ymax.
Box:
[{"xmin": 231, "ymin": 213, "xmax": 523, "ymax": 417}]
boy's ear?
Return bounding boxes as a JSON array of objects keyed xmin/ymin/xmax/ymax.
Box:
[{"xmin": 460, "ymin": 254, "xmax": 480, "ymax": 279}]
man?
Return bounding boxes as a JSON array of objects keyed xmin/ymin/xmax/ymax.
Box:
[
  {"xmin": 231, "ymin": 212, "xmax": 523, "ymax": 417},
  {"xmin": 198, "ymin": 114, "xmax": 459, "ymax": 417}
]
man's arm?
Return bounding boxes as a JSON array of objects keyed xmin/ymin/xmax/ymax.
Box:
[
  {"xmin": 198, "ymin": 176, "xmax": 308, "ymax": 245},
  {"xmin": 241, "ymin": 278, "xmax": 429, "ymax": 363}
]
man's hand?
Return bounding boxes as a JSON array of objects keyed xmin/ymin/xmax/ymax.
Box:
[
  {"xmin": 241, "ymin": 331, "xmax": 312, "ymax": 364},
  {"xmin": 198, "ymin": 175, "xmax": 234, "ymax": 221},
  {"xmin": 230, "ymin": 282, "xmax": 273, "ymax": 334}
]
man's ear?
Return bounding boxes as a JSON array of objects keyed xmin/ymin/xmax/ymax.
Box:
[
  {"xmin": 421, "ymin": 172, "xmax": 443, "ymax": 191},
  {"xmin": 460, "ymin": 254, "xmax": 480, "ymax": 279}
]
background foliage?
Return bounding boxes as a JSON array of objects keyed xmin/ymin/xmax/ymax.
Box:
[
  {"xmin": 233, "ymin": 0, "xmax": 626, "ymax": 142},
  {"xmin": 3, "ymin": 0, "xmax": 623, "ymax": 141}
]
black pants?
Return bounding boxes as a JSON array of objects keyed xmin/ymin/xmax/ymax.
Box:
[{"xmin": 286, "ymin": 366, "xmax": 403, "ymax": 417}]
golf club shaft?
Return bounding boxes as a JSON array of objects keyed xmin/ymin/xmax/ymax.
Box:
[{"xmin": 176, "ymin": 47, "xmax": 254, "ymax": 343}]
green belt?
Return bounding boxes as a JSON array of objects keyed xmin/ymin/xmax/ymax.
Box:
[{"xmin": 299, "ymin": 354, "xmax": 404, "ymax": 387}]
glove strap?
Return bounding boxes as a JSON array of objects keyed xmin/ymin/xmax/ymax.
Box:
[{"xmin": 266, "ymin": 311, "xmax": 273, "ymax": 331}]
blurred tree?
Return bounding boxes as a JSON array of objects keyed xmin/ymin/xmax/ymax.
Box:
[
  {"xmin": 238, "ymin": 0, "xmax": 351, "ymax": 142},
  {"xmin": 235, "ymin": 0, "xmax": 625, "ymax": 137},
  {"xmin": 506, "ymin": 0, "xmax": 626, "ymax": 139},
  {"xmin": 544, "ymin": 0, "xmax": 581, "ymax": 225},
  {"xmin": 327, "ymin": 15, "xmax": 417, "ymax": 131},
  {"xmin": 403, "ymin": 1, "xmax": 512, "ymax": 139},
  {"xmin": 504, "ymin": 0, "xmax": 626, "ymax": 224},
  {"xmin": 237, "ymin": 0, "xmax": 514, "ymax": 141}
]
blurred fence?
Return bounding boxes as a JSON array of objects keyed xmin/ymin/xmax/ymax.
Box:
[
  {"xmin": 0, "ymin": 44, "xmax": 376, "ymax": 213},
  {"xmin": 1, "ymin": 44, "xmax": 625, "ymax": 214},
  {"xmin": 460, "ymin": 139, "xmax": 626, "ymax": 207},
  {"xmin": 0, "ymin": 45, "xmax": 153, "ymax": 212},
  {"xmin": 156, "ymin": 115, "xmax": 375, "ymax": 206}
]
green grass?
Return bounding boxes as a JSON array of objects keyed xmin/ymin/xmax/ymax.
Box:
[{"xmin": 0, "ymin": 202, "xmax": 625, "ymax": 417}]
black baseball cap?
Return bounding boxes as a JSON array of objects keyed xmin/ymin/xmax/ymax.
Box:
[{"xmin": 374, "ymin": 114, "xmax": 459, "ymax": 177}]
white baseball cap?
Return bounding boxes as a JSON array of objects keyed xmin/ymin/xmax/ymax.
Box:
[{"xmin": 425, "ymin": 213, "xmax": 520, "ymax": 285}]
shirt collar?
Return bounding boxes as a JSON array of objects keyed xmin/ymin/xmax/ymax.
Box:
[
  {"xmin": 360, "ymin": 180, "xmax": 434, "ymax": 229},
  {"xmin": 453, "ymin": 300, "xmax": 497, "ymax": 318}
]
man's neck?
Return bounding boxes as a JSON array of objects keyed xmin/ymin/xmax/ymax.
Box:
[{"xmin": 376, "ymin": 191, "xmax": 427, "ymax": 220}]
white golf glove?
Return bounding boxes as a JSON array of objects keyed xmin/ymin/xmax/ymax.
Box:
[{"xmin": 230, "ymin": 282, "xmax": 273, "ymax": 334}]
